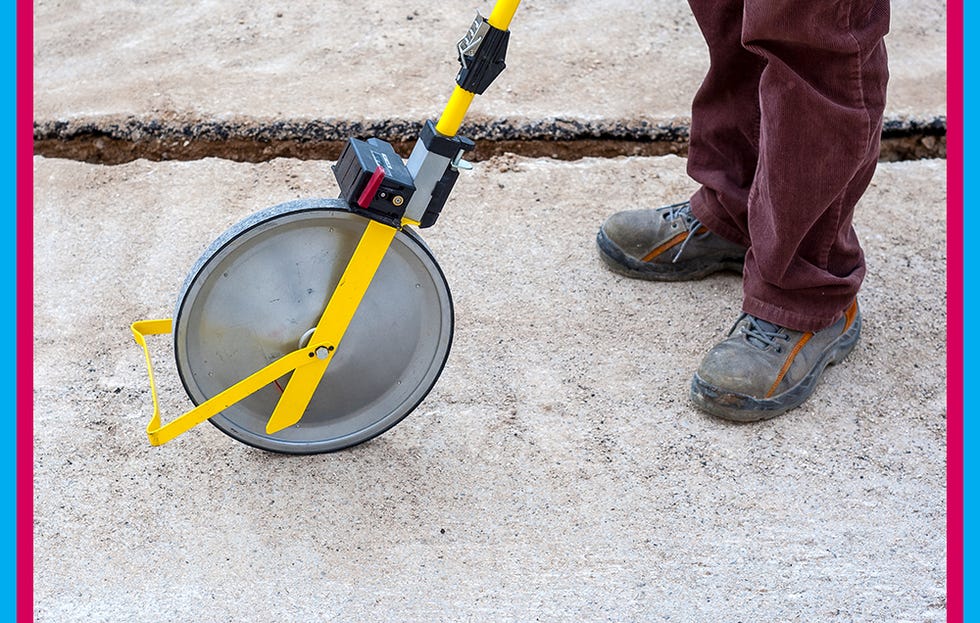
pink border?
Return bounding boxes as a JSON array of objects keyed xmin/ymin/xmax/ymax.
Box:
[
  {"xmin": 947, "ymin": 1, "xmax": 965, "ymax": 621},
  {"xmin": 14, "ymin": 1, "xmax": 965, "ymax": 621},
  {"xmin": 18, "ymin": 0, "xmax": 33, "ymax": 620}
]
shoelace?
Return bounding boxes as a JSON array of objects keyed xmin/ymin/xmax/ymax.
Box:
[
  {"xmin": 656, "ymin": 201, "xmax": 712, "ymax": 263},
  {"xmin": 734, "ymin": 314, "xmax": 791, "ymax": 352}
]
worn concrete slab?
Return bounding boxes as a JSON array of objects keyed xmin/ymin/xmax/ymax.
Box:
[
  {"xmin": 33, "ymin": 154, "xmax": 946, "ymax": 621},
  {"xmin": 34, "ymin": 0, "xmax": 945, "ymax": 132}
]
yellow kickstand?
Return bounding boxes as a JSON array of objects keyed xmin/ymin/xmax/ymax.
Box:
[{"xmin": 133, "ymin": 319, "xmax": 337, "ymax": 445}]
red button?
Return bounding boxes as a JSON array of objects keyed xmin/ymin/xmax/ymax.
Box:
[{"xmin": 357, "ymin": 166, "xmax": 387, "ymax": 208}]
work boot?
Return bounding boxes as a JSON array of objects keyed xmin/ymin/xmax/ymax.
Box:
[
  {"xmin": 690, "ymin": 300, "xmax": 862, "ymax": 421},
  {"xmin": 596, "ymin": 201, "xmax": 746, "ymax": 281}
]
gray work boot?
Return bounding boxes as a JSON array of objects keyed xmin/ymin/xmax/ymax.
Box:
[
  {"xmin": 596, "ymin": 201, "xmax": 747, "ymax": 281},
  {"xmin": 690, "ymin": 301, "xmax": 862, "ymax": 421}
]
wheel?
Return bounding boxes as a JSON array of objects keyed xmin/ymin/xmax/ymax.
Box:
[{"xmin": 173, "ymin": 198, "xmax": 454, "ymax": 454}]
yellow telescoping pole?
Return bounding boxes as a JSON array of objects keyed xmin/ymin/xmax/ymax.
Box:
[
  {"xmin": 435, "ymin": 88, "xmax": 476, "ymax": 138},
  {"xmin": 487, "ymin": 0, "xmax": 521, "ymax": 30},
  {"xmin": 435, "ymin": 0, "xmax": 521, "ymax": 137}
]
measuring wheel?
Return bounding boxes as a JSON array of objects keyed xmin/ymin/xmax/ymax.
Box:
[
  {"xmin": 173, "ymin": 198, "xmax": 454, "ymax": 454},
  {"xmin": 133, "ymin": 1, "xmax": 521, "ymax": 451}
]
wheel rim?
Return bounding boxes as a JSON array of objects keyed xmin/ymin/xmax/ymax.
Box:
[{"xmin": 174, "ymin": 198, "xmax": 453, "ymax": 453}]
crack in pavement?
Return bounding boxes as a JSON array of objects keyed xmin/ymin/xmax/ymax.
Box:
[{"xmin": 34, "ymin": 115, "xmax": 947, "ymax": 165}]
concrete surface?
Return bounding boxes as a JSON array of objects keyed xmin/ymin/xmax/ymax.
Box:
[
  {"xmin": 34, "ymin": 154, "xmax": 946, "ymax": 622},
  {"xmin": 33, "ymin": 0, "xmax": 948, "ymax": 621},
  {"xmin": 34, "ymin": 0, "xmax": 945, "ymax": 136}
]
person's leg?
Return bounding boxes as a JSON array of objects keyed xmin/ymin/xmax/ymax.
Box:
[
  {"xmin": 738, "ymin": 0, "xmax": 889, "ymax": 332},
  {"xmin": 692, "ymin": 0, "xmax": 890, "ymax": 420},
  {"xmin": 594, "ymin": 0, "xmax": 755, "ymax": 280},
  {"xmin": 685, "ymin": 0, "xmax": 766, "ymax": 249}
]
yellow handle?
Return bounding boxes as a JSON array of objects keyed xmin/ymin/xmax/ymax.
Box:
[{"xmin": 435, "ymin": 0, "xmax": 522, "ymax": 136}]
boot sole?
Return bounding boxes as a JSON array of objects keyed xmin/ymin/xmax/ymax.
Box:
[
  {"xmin": 596, "ymin": 229, "xmax": 744, "ymax": 282},
  {"xmin": 689, "ymin": 312, "xmax": 862, "ymax": 422}
]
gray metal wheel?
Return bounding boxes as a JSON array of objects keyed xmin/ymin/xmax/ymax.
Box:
[{"xmin": 173, "ymin": 198, "xmax": 453, "ymax": 454}]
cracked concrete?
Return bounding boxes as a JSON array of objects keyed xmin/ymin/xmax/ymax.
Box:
[
  {"xmin": 33, "ymin": 1, "xmax": 947, "ymax": 621},
  {"xmin": 33, "ymin": 0, "xmax": 946, "ymax": 162}
]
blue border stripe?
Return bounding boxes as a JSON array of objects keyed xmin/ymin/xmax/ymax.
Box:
[
  {"xmin": 5, "ymin": 0, "xmax": 17, "ymax": 618},
  {"xmin": 963, "ymin": 1, "xmax": 973, "ymax": 620}
]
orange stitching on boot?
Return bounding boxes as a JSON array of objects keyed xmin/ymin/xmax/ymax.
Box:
[
  {"xmin": 765, "ymin": 332, "xmax": 814, "ymax": 398},
  {"xmin": 842, "ymin": 300, "xmax": 858, "ymax": 332},
  {"xmin": 640, "ymin": 232, "xmax": 688, "ymax": 262}
]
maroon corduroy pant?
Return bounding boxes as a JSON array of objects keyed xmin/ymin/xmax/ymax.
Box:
[{"xmin": 686, "ymin": 0, "xmax": 890, "ymax": 332}]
